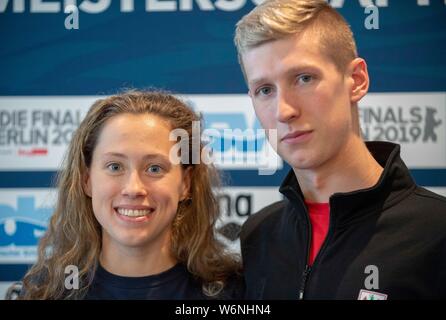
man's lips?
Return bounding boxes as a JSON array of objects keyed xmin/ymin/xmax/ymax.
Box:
[{"xmin": 281, "ymin": 130, "xmax": 313, "ymax": 143}]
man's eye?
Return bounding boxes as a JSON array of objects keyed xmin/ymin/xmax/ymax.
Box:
[
  {"xmin": 298, "ymin": 74, "xmax": 313, "ymax": 84},
  {"xmin": 257, "ymin": 86, "xmax": 273, "ymax": 96},
  {"xmin": 147, "ymin": 165, "xmax": 162, "ymax": 174},
  {"xmin": 107, "ymin": 163, "xmax": 121, "ymax": 172}
]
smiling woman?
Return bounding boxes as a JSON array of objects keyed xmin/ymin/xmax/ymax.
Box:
[{"xmin": 18, "ymin": 90, "xmax": 244, "ymax": 300}]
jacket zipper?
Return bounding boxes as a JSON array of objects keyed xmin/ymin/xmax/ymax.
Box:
[
  {"xmin": 298, "ymin": 206, "xmax": 313, "ymax": 300},
  {"xmin": 298, "ymin": 264, "xmax": 311, "ymax": 300},
  {"xmin": 298, "ymin": 201, "xmax": 334, "ymax": 300}
]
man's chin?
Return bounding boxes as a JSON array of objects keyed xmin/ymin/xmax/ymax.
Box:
[{"xmin": 286, "ymin": 155, "xmax": 325, "ymax": 171}]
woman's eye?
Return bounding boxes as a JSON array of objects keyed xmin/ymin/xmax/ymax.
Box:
[
  {"xmin": 147, "ymin": 165, "xmax": 162, "ymax": 174},
  {"xmin": 107, "ymin": 163, "xmax": 121, "ymax": 172}
]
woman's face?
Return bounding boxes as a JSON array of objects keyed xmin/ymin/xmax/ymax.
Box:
[{"xmin": 84, "ymin": 113, "xmax": 190, "ymax": 254}]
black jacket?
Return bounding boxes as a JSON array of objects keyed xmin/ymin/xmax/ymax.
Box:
[{"xmin": 241, "ymin": 142, "xmax": 446, "ymax": 299}]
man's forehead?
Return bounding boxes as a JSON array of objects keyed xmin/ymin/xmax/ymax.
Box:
[
  {"xmin": 244, "ymin": 29, "xmax": 321, "ymax": 54},
  {"xmin": 242, "ymin": 36, "xmax": 325, "ymax": 84}
]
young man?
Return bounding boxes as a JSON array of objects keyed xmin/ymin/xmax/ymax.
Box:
[{"xmin": 234, "ymin": 0, "xmax": 446, "ymax": 299}]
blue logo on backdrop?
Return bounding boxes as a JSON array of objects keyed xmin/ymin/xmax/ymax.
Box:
[
  {"xmin": 0, "ymin": 196, "xmax": 50, "ymax": 261},
  {"xmin": 199, "ymin": 111, "xmax": 281, "ymax": 171},
  {"xmin": 203, "ymin": 113, "xmax": 265, "ymax": 153}
]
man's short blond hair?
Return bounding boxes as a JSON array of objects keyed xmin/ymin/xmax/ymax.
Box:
[{"xmin": 234, "ymin": 0, "xmax": 358, "ymax": 74}]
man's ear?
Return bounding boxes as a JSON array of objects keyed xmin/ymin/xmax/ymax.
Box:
[
  {"xmin": 180, "ymin": 166, "xmax": 192, "ymax": 201},
  {"xmin": 348, "ymin": 58, "xmax": 369, "ymax": 103},
  {"xmin": 83, "ymin": 169, "xmax": 92, "ymax": 198}
]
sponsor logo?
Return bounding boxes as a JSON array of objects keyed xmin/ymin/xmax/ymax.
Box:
[
  {"xmin": 0, "ymin": 97, "xmax": 93, "ymax": 170},
  {"xmin": 358, "ymin": 289, "xmax": 388, "ymax": 300},
  {"xmin": 216, "ymin": 187, "xmax": 282, "ymax": 252},
  {"xmin": 359, "ymin": 93, "xmax": 446, "ymax": 168},
  {"xmin": 187, "ymin": 95, "xmax": 283, "ymax": 172},
  {"xmin": 0, "ymin": 190, "xmax": 54, "ymax": 263}
]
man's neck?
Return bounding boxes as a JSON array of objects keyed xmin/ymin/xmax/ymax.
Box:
[{"xmin": 294, "ymin": 138, "xmax": 384, "ymax": 203}]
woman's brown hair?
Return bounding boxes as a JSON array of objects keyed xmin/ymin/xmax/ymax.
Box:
[{"xmin": 21, "ymin": 90, "xmax": 240, "ymax": 299}]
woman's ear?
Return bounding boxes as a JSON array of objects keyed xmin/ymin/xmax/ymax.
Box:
[
  {"xmin": 83, "ymin": 169, "xmax": 92, "ymax": 198},
  {"xmin": 348, "ymin": 58, "xmax": 369, "ymax": 103}
]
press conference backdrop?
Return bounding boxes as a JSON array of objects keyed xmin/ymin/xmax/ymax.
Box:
[{"xmin": 0, "ymin": 0, "xmax": 445, "ymax": 299}]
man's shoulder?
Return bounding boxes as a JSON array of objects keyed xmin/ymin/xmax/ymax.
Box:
[
  {"xmin": 240, "ymin": 200, "xmax": 287, "ymax": 242},
  {"xmin": 411, "ymin": 186, "xmax": 446, "ymax": 219},
  {"xmin": 413, "ymin": 186, "xmax": 446, "ymax": 204},
  {"xmin": 395, "ymin": 186, "xmax": 446, "ymax": 236}
]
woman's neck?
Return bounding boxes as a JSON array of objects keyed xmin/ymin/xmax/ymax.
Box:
[{"xmin": 99, "ymin": 236, "xmax": 176, "ymax": 277}]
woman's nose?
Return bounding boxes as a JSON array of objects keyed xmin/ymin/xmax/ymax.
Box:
[{"xmin": 121, "ymin": 171, "xmax": 147, "ymax": 198}]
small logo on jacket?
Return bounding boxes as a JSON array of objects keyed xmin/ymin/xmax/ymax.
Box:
[{"xmin": 358, "ymin": 289, "xmax": 388, "ymax": 300}]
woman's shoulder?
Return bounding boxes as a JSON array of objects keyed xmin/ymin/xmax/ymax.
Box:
[{"xmin": 212, "ymin": 272, "xmax": 245, "ymax": 300}]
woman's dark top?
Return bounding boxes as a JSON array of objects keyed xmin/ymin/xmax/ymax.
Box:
[{"xmin": 84, "ymin": 263, "xmax": 244, "ymax": 300}]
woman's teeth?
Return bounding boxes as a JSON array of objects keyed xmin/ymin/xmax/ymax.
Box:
[{"xmin": 117, "ymin": 208, "xmax": 152, "ymax": 217}]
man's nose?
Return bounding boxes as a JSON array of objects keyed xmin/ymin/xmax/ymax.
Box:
[{"xmin": 276, "ymin": 90, "xmax": 300, "ymax": 123}]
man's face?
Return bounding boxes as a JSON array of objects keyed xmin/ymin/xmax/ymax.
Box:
[{"xmin": 242, "ymin": 31, "xmax": 358, "ymax": 171}]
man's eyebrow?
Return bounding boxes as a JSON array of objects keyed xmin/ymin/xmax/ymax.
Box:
[
  {"xmin": 284, "ymin": 65, "xmax": 318, "ymax": 76},
  {"xmin": 248, "ymin": 65, "xmax": 319, "ymax": 88},
  {"xmin": 248, "ymin": 77, "xmax": 269, "ymax": 88}
]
